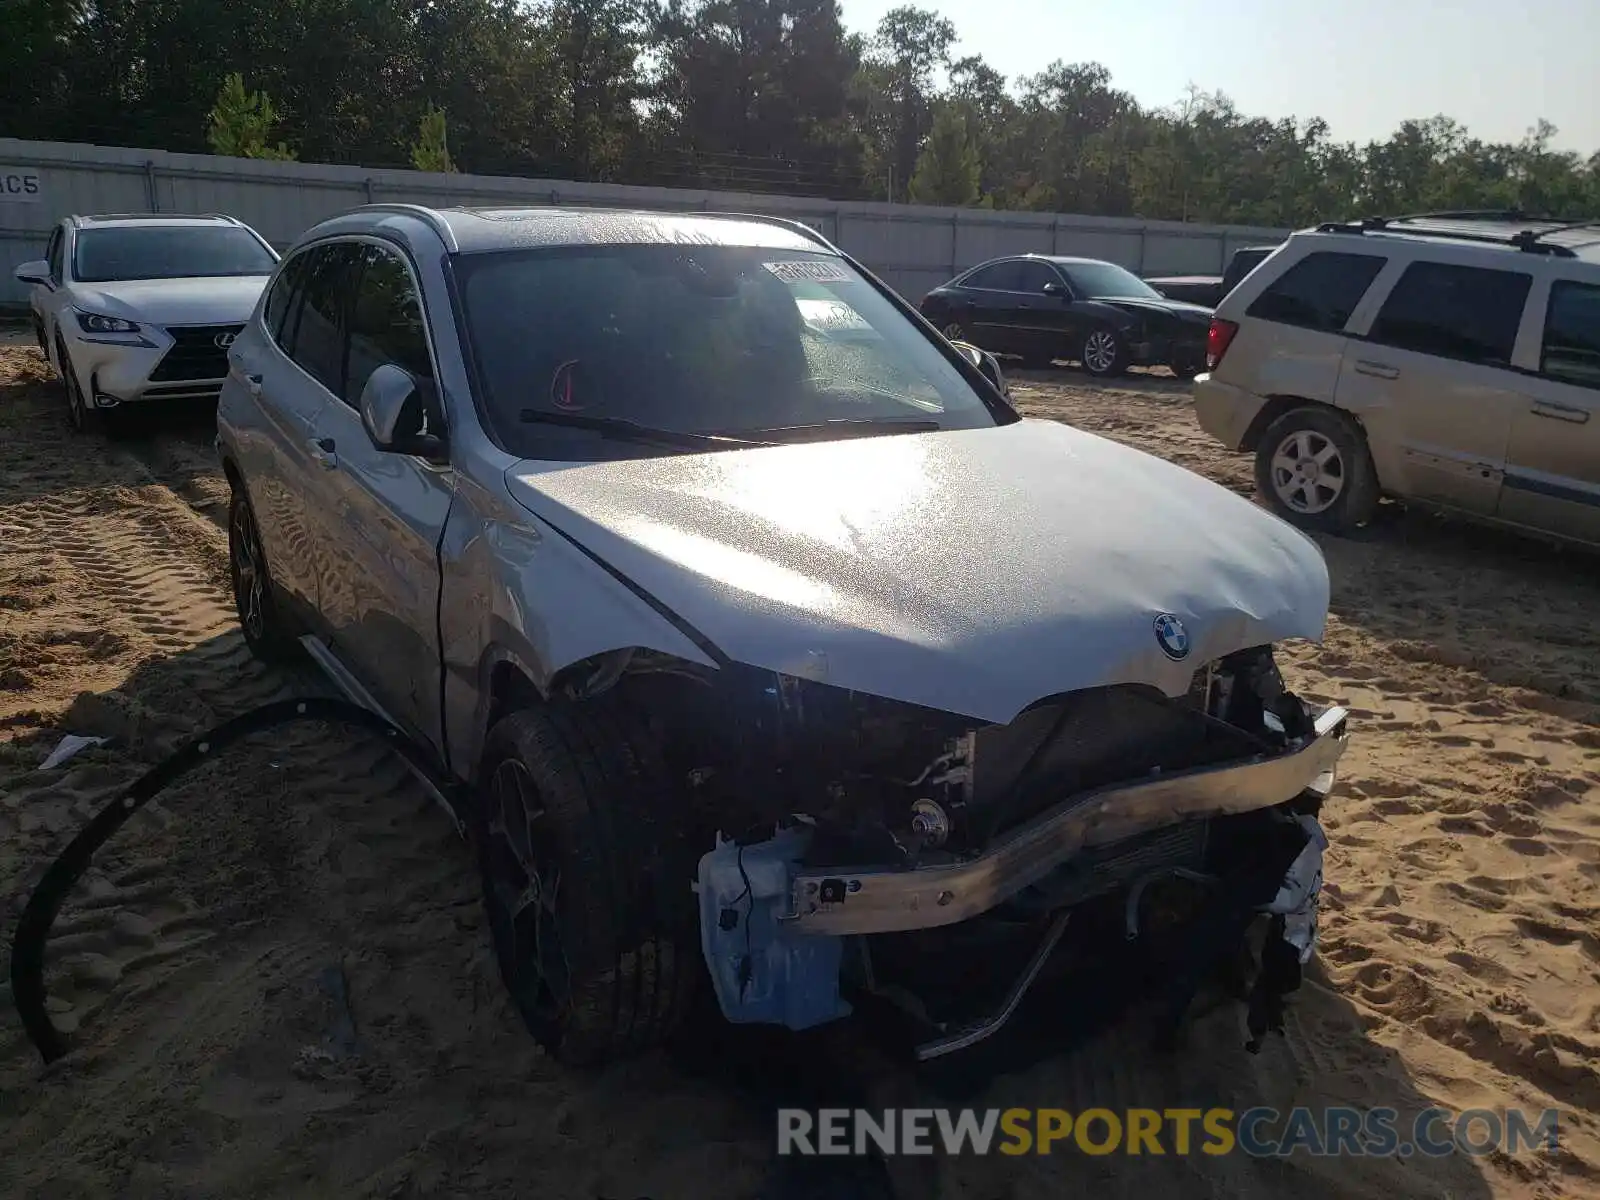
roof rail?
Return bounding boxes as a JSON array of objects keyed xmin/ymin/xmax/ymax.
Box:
[
  {"xmin": 350, "ymin": 202, "xmax": 458, "ymax": 251},
  {"xmin": 1314, "ymin": 216, "xmax": 1581, "ymax": 258},
  {"xmin": 689, "ymin": 210, "xmax": 843, "ymax": 255}
]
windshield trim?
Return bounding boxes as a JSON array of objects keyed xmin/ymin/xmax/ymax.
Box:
[
  {"xmin": 70, "ymin": 225, "xmax": 280, "ymax": 284},
  {"xmin": 448, "ymin": 242, "xmax": 1018, "ymax": 461}
]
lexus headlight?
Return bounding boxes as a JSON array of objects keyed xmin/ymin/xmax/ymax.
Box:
[{"xmin": 74, "ymin": 309, "xmax": 142, "ymax": 335}]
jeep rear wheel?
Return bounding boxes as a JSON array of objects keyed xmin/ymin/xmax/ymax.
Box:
[
  {"xmin": 1255, "ymin": 406, "xmax": 1379, "ymax": 533},
  {"xmin": 476, "ymin": 700, "xmax": 697, "ymax": 1067}
]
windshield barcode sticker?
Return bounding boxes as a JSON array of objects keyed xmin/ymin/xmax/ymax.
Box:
[{"xmin": 764, "ymin": 259, "xmax": 852, "ymax": 284}]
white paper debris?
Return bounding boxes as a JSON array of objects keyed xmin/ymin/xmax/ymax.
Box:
[{"xmin": 39, "ymin": 734, "xmax": 109, "ymax": 771}]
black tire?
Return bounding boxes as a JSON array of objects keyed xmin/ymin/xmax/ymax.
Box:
[
  {"xmin": 1254, "ymin": 405, "xmax": 1380, "ymax": 534},
  {"xmin": 228, "ymin": 485, "xmax": 300, "ymax": 663},
  {"xmin": 56, "ymin": 338, "xmax": 101, "ymax": 435},
  {"xmin": 476, "ymin": 700, "xmax": 698, "ymax": 1067},
  {"xmin": 1170, "ymin": 351, "xmax": 1205, "ymax": 380},
  {"xmin": 1079, "ymin": 325, "xmax": 1128, "ymax": 377}
]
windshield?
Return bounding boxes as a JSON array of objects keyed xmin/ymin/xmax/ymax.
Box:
[
  {"xmin": 72, "ymin": 226, "xmax": 279, "ymax": 283},
  {"xmin": 1062, "ymin": 261, "xmax": 1165, "ymax": 300},
  {"xmin": 456, "ymin": 244, "xmax": 1003, "ymax": 457}
]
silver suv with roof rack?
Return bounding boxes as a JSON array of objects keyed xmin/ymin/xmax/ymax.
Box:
[
  {"xmin": 14, "ymin": 212, "xmax": 280, "ymax": 434},
  {"xmin": 1193, "ymin": 211, "xmax": 1600, "ymax": 547},
  {"xmin": 215, "ymin": 201, "xmax": 1347, "ymax": 1067}
]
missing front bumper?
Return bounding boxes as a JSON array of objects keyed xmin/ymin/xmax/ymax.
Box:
[{"xmin": 784, "ymin": 705, "xmax": 1349, "ymax": 937}]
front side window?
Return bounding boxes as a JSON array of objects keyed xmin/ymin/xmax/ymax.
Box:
[
  {"xmin": 1061, "ymin": 261, "xmax": 1162, "ymax": 300},
  {"xmin": 71, "ymin": 225, "xmax": 278, "ymax": 283},
  {"xmin": 1368, "ymin": 261, "xmax": 1532, "ymax": 367},
  {"xmin": 344, "ymin": 243, "xmax": 434, "ymax": 407},
  {"xmin": 1014, "ymin": 261, "xmax": 1063, "ymax": 293},
  {"xmin": 457, "ymin": 244, "xmax": 1004, "ymax": 458},
  {"xmin": 1246, "ymin": 251, "xmax": 1385, "ymax": 333},
  {"xmin": 1540, "ymin": 280, "xmax": 1600, "ymax": 389},
  {"xmin": 45, "ymin": 227, "xmax": 63, "ymax": 280}
]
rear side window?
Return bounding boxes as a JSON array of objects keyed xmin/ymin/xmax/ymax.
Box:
[
  {"xmin": 1246, "ymin": 251, "xmax": 1385, "ymax": 333},
  {"xmin": 264, "ymin": 252, "xmax": 308, "ymax": 347},
  {"xmin": 962, "ymin": 262, "xmax": 1021, "ymax": 290},
  {"xmin": 1368, "ymin": 261, "xmax": 1531, "ymax": 367},
  {"xmin": 291, "ymin": 242, "xmax": 363, "ymax": 396},
  {"xmin": 344, "ymin": 243, "xmax": 434, "ymax": 407},
  {"xmin": 1541, "ymin": 280, "xmax": 1600, "ymax": 389}
]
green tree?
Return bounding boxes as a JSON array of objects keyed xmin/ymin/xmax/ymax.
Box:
[
  {"xmin": 410, "ymin": 103, "xmax": 457, "ymax": 172},
  {"xmin": 908, "ymin": 103, "xmax": 979, "ymax": 205},
  {"xmin": 206, "ymin": 72, "xmax": 296, "ymax": 160},
  {"xmin": 859, "ymin": 5, "xmax": 956, "ymax": 200}
]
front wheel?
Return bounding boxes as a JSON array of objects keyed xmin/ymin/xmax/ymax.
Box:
[
  {"xmin": 1254, "ymin": 406, "xmax": 1380, "ymax": 534},
  {"xmin": 56, "ymin": 339, "xmax": 101, "ymax": 434},
  {"xmin": 476, "ymin": 700, "xmax": 698, "ymax": 1067},
  {"xmin": 228, "ymin": 486, "xmax": 300, "ymax": 663},
  {"xmin": 1079, "ymin": 326, "xmax": 1128, "ymax": 377},
  {"xmin": 1170, "ymin": 350, "xmax": 1206, "ymax": 380}
]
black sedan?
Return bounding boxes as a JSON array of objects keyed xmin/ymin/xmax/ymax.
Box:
[{"xmin": 918, "ymin": 254, "xmax": 1214, "ymax": 378}]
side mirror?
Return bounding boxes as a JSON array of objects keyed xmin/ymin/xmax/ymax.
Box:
[
  {"xmin": 950, "ymin": 339, "xmax": 1010, "ymax": 400},
  {"xmin": 14, "ymin": 260, "xmax": 50, "ymax": 287},
  {"xmin": 1041, "ymin": 281, "xmax": 1066, "ymax": 298},
  {"xmin": 358, "ymin": 363, "xmax": 445, "ymax": 459}
]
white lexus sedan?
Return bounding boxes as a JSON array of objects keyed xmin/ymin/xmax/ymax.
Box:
[{"xmin": 15, "ymin": 213, "xmax": 279, "ymax": 433}]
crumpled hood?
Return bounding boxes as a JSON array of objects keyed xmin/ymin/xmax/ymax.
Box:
[
  {"xmin": 70, "ymin": 276, "xmax": 269, "ymax": 327},
  {"xmin": 1094, "ymin": 296, "xmax": 1213, "ymax": 326},
  {"xmin": 505, "ymin": 419, "xmax": 1329, "ymax": 724}
]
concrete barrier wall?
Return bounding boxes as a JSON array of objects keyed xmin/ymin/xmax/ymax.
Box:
[{"xmin": 1, "ymin": 137, "xmax": 1289, "ymax": 308}]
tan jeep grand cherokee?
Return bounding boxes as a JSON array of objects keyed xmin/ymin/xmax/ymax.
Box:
[{"xmin": 1192, "ymin": 213, "xmax": 1600, "ymax": 546}]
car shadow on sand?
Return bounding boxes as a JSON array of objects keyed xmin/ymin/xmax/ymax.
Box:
[
  {"xmin": 0, "ymin": 633, "xmax": 1507, "ymax": 1200},
  {"xmin": 1306, "ymin": 501, "xmax": 1600, "ymax": 717}
]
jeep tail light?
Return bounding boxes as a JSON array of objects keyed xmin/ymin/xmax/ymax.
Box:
[{"xmin": 1206, "ymin": 318, "xmax": 1239, "ymax": 370}]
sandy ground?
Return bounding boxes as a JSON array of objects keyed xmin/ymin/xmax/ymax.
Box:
[{"xmin": 1, "ymin": 345, "xmax": 1598, "ymax": 1199}]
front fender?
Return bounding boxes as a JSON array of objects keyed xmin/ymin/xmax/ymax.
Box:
[{"xmin": 439, "ymin": 474, "xmax": 720, "ymax": 781}]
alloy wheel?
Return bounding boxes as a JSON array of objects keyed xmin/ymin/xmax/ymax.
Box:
[
  {"xmin": 1269, "ymin": 429, "xmax": 1347, "ymax": 514},
  {"xmin": 229, "ymin": 500, "xmax": 268, "ymax": 641},
  {"xmin": 1083, "ymin": 329, "xmax": 1120, "ymax": 374},
  {"xmin": 61, "ymin": 351, "xmax": 88, "ymax": 431},
  {"xmin": 483, "ymin": 759, "xmax": 572, "ymax": 1030},
  {"xmin": 942, "ymin": 321, "xmax": 966, "ymax": 341}
]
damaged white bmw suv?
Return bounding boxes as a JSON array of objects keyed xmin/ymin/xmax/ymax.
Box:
[{"xmin": 217, "ymin": 204, "xmax": 1349, "ymax": 1066}]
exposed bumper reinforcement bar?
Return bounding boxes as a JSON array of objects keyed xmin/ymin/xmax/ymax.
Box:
[{"xmin": 785, "ymin": 705, "xmax": 1349, "ymax": 936}]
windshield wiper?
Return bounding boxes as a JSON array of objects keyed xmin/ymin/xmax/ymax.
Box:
[
  {"xmin": 734, "ymin": 417, "xmax": 943, "ymax": 441},
  {"xmin": 518, "ymin": 409, "xmax": 772, "ymax": 450}
]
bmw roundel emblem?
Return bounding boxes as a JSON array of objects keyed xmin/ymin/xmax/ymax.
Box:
[{"xmin": 1153, "ymin": 613, "xmax": 1191, "ymax": 660}]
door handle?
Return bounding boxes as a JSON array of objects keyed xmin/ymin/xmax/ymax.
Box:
[
  {"xmin": 230, "ymin": 357, "xmax": 263, "ymax": 395},
  {"xmin": 1354, "ymin": 360, "xmax": 1400, "ymax": 380},
  {"xmin": 308, "ymin": 436, "xmax": 338, "ymax": 469},
  {"xmin": 1530, "ymin": 400, "xmax": 1590, "ymax": 424}
]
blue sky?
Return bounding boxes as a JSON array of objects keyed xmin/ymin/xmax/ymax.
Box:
[{"xmin": 838, "ymin": 0, "xmax": 1600, "ymax": 154}]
